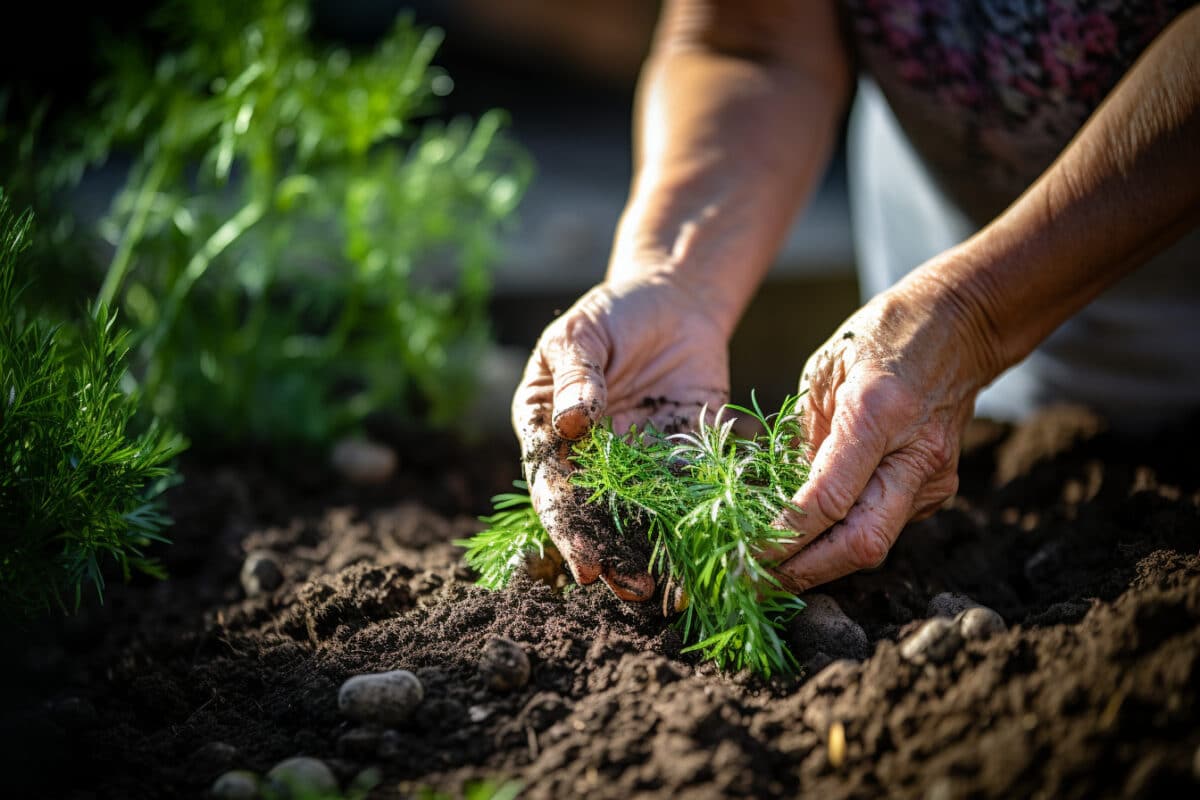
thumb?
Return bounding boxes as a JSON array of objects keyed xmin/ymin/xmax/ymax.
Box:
[
  {"xmin": 768, "ymin": 406, "xmax": 886, "ymax": 562},
  {"xmin": 544, "ymin": 323, "xmax": 609, "ymax": 440}
]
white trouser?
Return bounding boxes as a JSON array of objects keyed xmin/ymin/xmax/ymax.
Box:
[{"xmin": 848, "ymin": 80, "xmax": 1200, "ymax": 433}]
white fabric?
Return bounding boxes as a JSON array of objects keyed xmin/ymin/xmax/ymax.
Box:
[{"xmin": 847, "ymin": 79, "xmax": 1200, "ymax": 432}]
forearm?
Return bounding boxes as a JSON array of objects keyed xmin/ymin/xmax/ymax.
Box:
[
  {"xmin": 921, "ymin": 7, "xmax": 1200, "ymax": 383},
  {"xmin": 607, "ymin": 0, "xmax": 850, "ymax": 338}
]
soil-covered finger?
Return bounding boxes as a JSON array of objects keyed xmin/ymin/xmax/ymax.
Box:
[{"xmin": 523, "ymin": 428, "xmax": 652, "ymax": 596}]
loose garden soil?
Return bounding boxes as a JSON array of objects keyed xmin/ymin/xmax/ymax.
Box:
[{"xmin": 4, "ymin": 406, "xmax": 1200, "ymax": 798}]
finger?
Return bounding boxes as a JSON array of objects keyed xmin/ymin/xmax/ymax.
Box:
[
  {"xmin": 512, "ymin": 343, "xmax": 609, "ymax": 587},
  {"xmin": 772, "ymin": 452, "xmax": 923, "ymax": 592},
  {"xmin": 766, "ymin": 402, "xmax": 887, "ymax": 562},
  {"xmin": 798, "ymin": 375, "xmax": 831, "ymax": 458},
  {"xmin": 524, "ymin": 437, "xmax": 602, "ymax": 586},
  {"xmin": 543, "ymin": 322, "xmax": 609, "ymax": 440},
  {"xmin": 512, "ymin": 348, "xmax": 556, "ymax": 445},
  {"xmin": 601, "ymin": 567, "xmax": 656, "ymax": 601}
]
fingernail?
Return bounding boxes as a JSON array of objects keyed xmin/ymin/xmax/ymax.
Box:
[
  {"xmin": 552, "ymin": 404, "xmax": 593, "ymax": 440},
  {"xmin": 601, "ymin": 569, "xmax": 654, "ymax": 602}
]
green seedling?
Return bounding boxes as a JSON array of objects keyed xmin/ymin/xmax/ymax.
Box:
[
  {"xmin": 5, "ymin": 0, "xmax": 530, "ymax": 447},
  {"xmin": 460, "ymin": 393, "xmax": 810, "ymax": 676},
  {"xmin": 0, "ymin": 193, "xmax": 185, "ymax": 617}
]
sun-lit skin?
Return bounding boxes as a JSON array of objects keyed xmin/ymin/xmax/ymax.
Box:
[{"xmin": 512, "ymin": 0, "xmax": 1200, "ymax": 600}]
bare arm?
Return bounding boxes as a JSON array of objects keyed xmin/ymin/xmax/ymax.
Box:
[
  {"xmin": 512, "ymin": 0, "xmax": 851, "ymax": 599},
  {"xmin": 938, "ymin": 5, "xmax": 1200, "ymax": 378},
  {"xmin": 774, "ymin": 6, "xmax": 1200, "ymax": 592},
  {"xmin": 607, "ymin": 0, "xmax": 852, "ymax": 339}
]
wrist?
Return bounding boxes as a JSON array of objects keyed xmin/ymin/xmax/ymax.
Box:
[{"xmin": 894, "ymin": 248, "xmax": 1010, "ymax": 390}]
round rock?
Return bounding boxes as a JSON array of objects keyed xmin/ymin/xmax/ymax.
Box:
[
  {"xmin": 266, "ymin": 756, "xmax": 338, "ymax": 797},
  {"xmin": 331, "ymin": 438, "xmax": 397, "ymax": 484},
  {"xmin": 210, "ymin": 770, "xmax": 260, "ymax": 800},
  {"xmin": 338, "ymin": 669, "xmax": 423, "ymax": 725},
  {"xmin": 956, "ymin": 606, "xmax": 1006, "ymax": 641},
  {"xmin": 900, "ymin": 617, "xmax": 963, "ymax": 664},
  {"xmin": 479, "ymin": 636, "xmax": 531, "ymax": 691},
  {"xmin": 240, "ymin": 551, "xmax": 283, "ymax": 597},
  {"xmin": 787, "ymin": 594, "xmax": 870, "ymax": 661}
]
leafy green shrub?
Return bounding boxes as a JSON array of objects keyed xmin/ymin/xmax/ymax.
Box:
[
  {"xmin": 460, "ymin": 395, "xmax": 810, "ymax": 676},
  {"xmin": 0, "ymin": 194, "xmax": 185, "ymax": 616},
  {"xmin": 32, "ymin": 0, "xmax": 529, "ymax": 446}
]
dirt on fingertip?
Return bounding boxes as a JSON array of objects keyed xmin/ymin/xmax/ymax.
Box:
[{"xmin": 3, "ymin": 406, "xmax": 1200, "ymax": 798}]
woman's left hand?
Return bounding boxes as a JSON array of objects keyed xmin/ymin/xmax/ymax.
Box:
[{"xmin": 766, "ymin": 263, "xmax": 999, "ymax": 591}]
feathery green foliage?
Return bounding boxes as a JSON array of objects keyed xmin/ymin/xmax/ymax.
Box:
[
  {"xmin": 7, "ymin": 0, "xmax": 530, "ymax": 447},
  {"xmin": 456, "ymin": 483, "xmax": 551, "ymax": 590},
  {"xmin": 463, "ymin": 394, "xmax": 810, "ymax": 676},
  {"xmin": 0, "ymin": 195, "xmax": 185, "ymax": 617}
]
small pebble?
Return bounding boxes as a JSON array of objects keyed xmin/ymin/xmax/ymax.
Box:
[
  {"xmin": 827, "ymin": 721, "xmax": 846, "ymax": 768},
  {"xmin": 788, "ymin": 594, "xmax": 870, "ymax": 661},
  {"xmin": 240, "ymin": 551, "xmax": 284, "ymax": 597},
  {"xmin": 479, "ymin": 636, "xmax": 531, "ymax": 691},
  {"xmin": 956, "ymin": 606, "xmax": 1006, "ymax": 641},
  {"xmin": 210, "ymin": 770, "xmax": 260, "ymax": 800},
  {"xmin": 331, "ymin": 438, "xmax": 397, "ymax": 484},
  {"xmin": 926, "ymin": 592, "xmax": 979, "ymax": 619},
  {"xmin": 900, "ymin": 617, "xmax": 963, "ymax": 664},
  {"xmin": 266, "ymin": 756, "xmax": 338, "ymax": 797},
  {"xmin": 338, "ymin": 670, "xmax": 423, "ymax": 725}
]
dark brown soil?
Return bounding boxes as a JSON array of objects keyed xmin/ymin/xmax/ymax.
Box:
[{"xmin": 4, "ymin": 406, "xmax": 1200, "ymax": 799}]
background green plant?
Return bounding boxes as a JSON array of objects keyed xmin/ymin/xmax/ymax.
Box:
[
  {"xmin": 0, "ymin": 193, "xmax": 185, "ymax": 617},
  {"xmin": 461, "ymin": 394, "xmax": 810, "ymax": 677},
  {"xmin": 6, "ymin": 0, "xmax": 529, "ymax": 447}
]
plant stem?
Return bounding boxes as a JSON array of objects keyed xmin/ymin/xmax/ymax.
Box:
[{"xmin": 96, "ymin": 155, "xmax": 169, "ymax": 312}]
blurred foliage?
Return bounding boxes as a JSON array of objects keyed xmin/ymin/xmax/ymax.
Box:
[
  {"xmin": 0, "ymin": 193, "xmax": 185, "ymax": 617},
  {"xmin": 2, "ymin": 0, "xmax": 529, "ymax": 447}
]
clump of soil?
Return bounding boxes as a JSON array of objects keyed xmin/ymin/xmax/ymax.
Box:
[{"xmin": 3, "ymin": 407, "xmax": 1200, "ymax": 798}]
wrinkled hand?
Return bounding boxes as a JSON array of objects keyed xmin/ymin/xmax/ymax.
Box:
[
  {"xmin": 512, "ymin": 274, "xmax": 730, "ymax": 600},
  {"xmin": 768, "ymin": 276, "xmax": 995, "ymax": 591}
]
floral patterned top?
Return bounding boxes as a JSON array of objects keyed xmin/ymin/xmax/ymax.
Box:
[{"xmin": 843, "ymin": 0, "xmax": 1196, "ymax": 222}]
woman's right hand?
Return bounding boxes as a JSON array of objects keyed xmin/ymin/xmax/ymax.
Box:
[{"xmin": 511, "ymin": 273, "xmax": 731, "ymax": 601}]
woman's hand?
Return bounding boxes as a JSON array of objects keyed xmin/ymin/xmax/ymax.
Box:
[
  {"xmin": 511, "ymin": 274, "xmax": 730, "ymax": 600},
  {"xmin": 767, "ymin": 265, "xmax": 999, "ymax": 591}
]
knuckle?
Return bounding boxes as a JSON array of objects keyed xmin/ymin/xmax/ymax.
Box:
[
  {"xmin": 915, "ymin": 472, "xmax": 959, "ymax": 510},
  {"xmin": 812, "ymin": 480, "xmax": 858, "ymax": 526},
  {"xmin": 847, "ymin": 523, "xmax": 892, "ymax": 570},
  {"xmin": 921, "ymin": 428, "xmax": 958, "ymax": 470}
]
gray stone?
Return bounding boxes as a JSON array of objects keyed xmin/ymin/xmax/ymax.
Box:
[
  {"xmin": 926, "ymin": 592, "xmax": 980, "ymax": 619},
  {"xmin": 479, "ymin": 636, "xmax": 532, "ymax": 691},
  {"xmin": 266, "ymin": 756, "xmax": 338, "ymax": 797},
  {"xmin": 788, "ymin": 594, "xmax": 870, "ymax": 661},
  {"xmin": 900, "ymin": 617, "xmax": 963, "ymax": 665},
  {"xmin": 956, "ymin": 606, "xmax": 1006, "ymax": 641},
  {"xmin": 331, "ymin": 438, "xmax": 397, "ymax": 484},
  {"xmin": 338, "ymin": 669, "xmax": 423, "ymax": 725},
  {"xmin": 240, "ymin": 551, "xmax": 283, "ymax": 597},
  {"xmin": 210, "ymin": 770, "xmax": 260, "ymax": 800}
]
